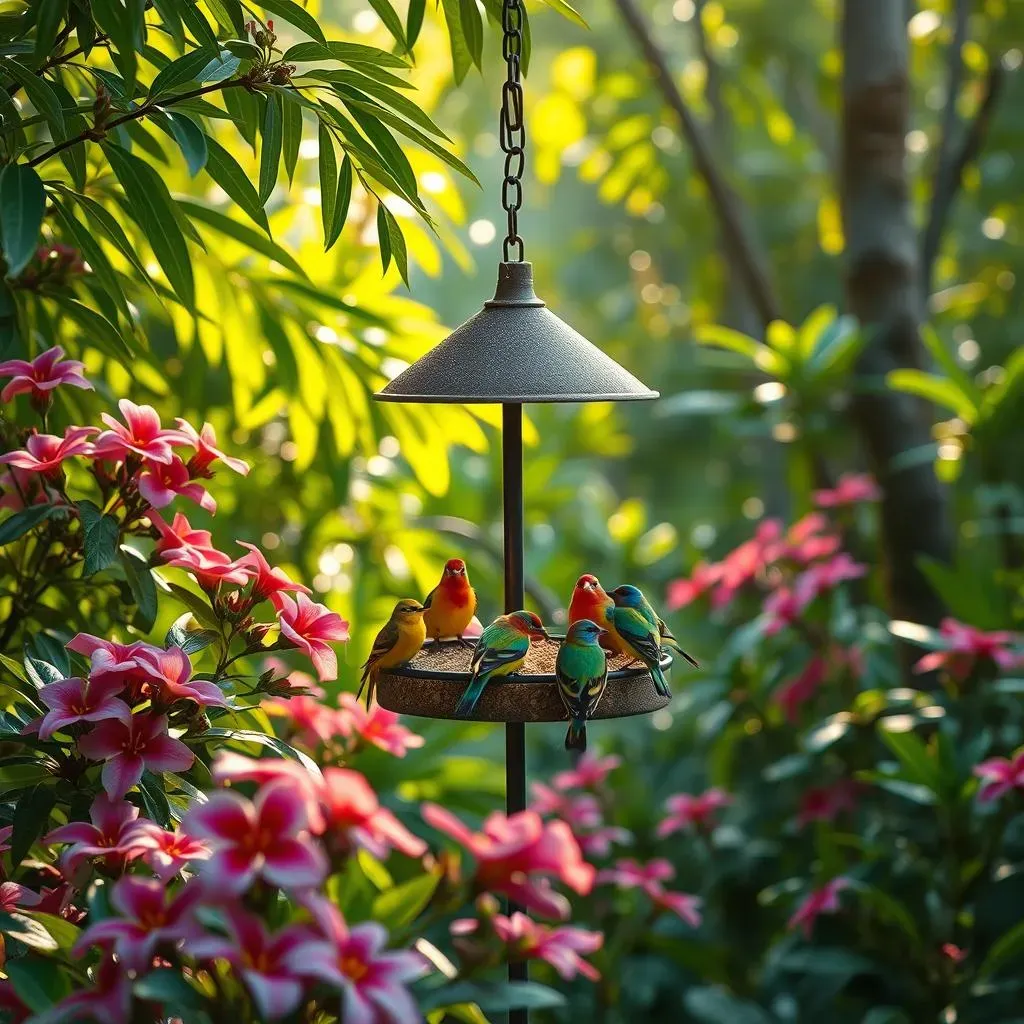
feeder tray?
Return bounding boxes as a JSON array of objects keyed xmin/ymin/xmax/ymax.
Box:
[{"xmin": 375, "ymin": 640, "xmax": 672, "ymax": 723}]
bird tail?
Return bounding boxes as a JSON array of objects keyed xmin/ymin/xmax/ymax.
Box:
[
  {"xmin": 650, "ymin": 661, "xmax": 672, "ymax": 698},
  {"xmin": 455, "ymin": 671, "xmax": 488, "ymax": 718},
  {"xmin": 357, "ymin": 664, "xmax": 375, "ymax": 708},
  {"xmin": 660, "ymin": 620, "xmax": 700, "ymax": 668},
  {"xmin": 564, "ymin": 718, "xmax": 587, "ymax": 753}
]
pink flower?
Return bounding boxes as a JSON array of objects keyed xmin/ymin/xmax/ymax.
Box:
[
  {"xmin": 211, "ymin": 751, "xmax": 325, "ymax": 833},
  {"xmin": 914, "ymin": 618, "xmax": 1020, "ymax": 680},
  {"xmin": 319, "ymin": 768, "xmax": 427, "ymax": 859},
  {"xmin": 276, "ymin": 593, "xmax": 350, "ymax": 681},
  {"xmin": 0, "ymin": 980, "xmax": 30, "ymax": 1024},
  {"xmin": 335, "ymin": 694, "xmax": 424, "ymax": 758},
  {"xmin": 943, "ymin": 942, "xmax": 967, "ymax": 963},
  {"xmin": 577, "ymin": 826, "xmax": 633, "ymax": 858},
  {"xmin": 666, "ymin": 561, "xmax": 722, "ymax": 611},
  {"xmin": 237, "ymin": 542, "xmax": 310, "ymax": 608},
  {"xmin": 283, "ymin": 895, "xmax": 425, "ymax": 1023},
  {"xmin": 36, "ymin": 675, "xmax": 131, "ymax": 741},
  {"xmin": 762, "ymin": 575, "xmax": 818, "ymax": 636},
  {"xmin": 0, "ymin": 426, "xmax": 94, "ymax": 475},
  {"xmin": 813, "ymin": 472, "xmax": 881, "ymax": 508},
  {"xmin": 773, "ymin": 657, "xmax": 827, "ymax": 724},
  {"xmin": 422, "ymin": 804, "xmax": 595, "ymax": 919},
  {"xmin": 132, "ymin": 645, "xmax": 228, "ymax": 708},
  {"xmin": 0, "ymin": 882, "xmax": 41, "ymax": 912},
  {"xmin": 656, "ymin": 788, "xmax": 731, "ymax": 837},
  {"xmin": 45, "ymin": 793, "xmax": 145, "ymax": 875},
  {"xmin": 0, "ymin": 824, "xmax": 11, "ymax": 855},
  {"xmin": 598, "ymin": 858, "xmax": 702, "ymax": 926},
  {"xmin": 780, "ymin": 513, "xmax": 842, "ymax": 564},
  {"xmin": 74, "ymin": 876, "xmax": 202, "ymax": 972},
  {"xmin": 176, "ymin": 419, "xmax": 250, "ymax": 476},
  {"xmin": 189, "ymin": 906, "xmax": 311, "ymax": 1020},
  {"xmin": 49, "ymin": 956, "xmax": 130, "ymax": 1024},
  {"xmin": 67, "ymin": 633, "xmax": 143, "ymax": 669},
  {"xmin": 0, "ymin": 346, "xmax": 92, "ymax": 405},
  {"xmin": 266, "ymin": 694, "xmax": 343, "ymax": 748},
  {"xmin": 136, "ymin": 455, "xmax": 216, "ymax": 513},
  {"xmin": 552, "ymin": 751, "xmax": 622, "ymax": 791},
  {"xmin": 803, "ymin": 552, "xmax": 867, "ymax": 592},
  {"xmin": 150, "ymin": 510, "xmax": 214, "ymax": 558},
  {"xmin": 788, "ymin": 877, "xmax": 850, "ymax": 937},
  {"xmin": 973, "ymin": 749, "xmax": 1024, "ymax": 803},
  {"xmin": 77, "ymin": 712, "xmax": 195, "ymax": 800},
  {"xmin": 0, "ymin": 466, "xmax": 44, "ymax": 511},
  {"xmin": 493, "ymin": 912, "xmax": 603, "ymax": 981},
  {"xmin": 529, "ymin": 782, "xmax": 602, "ymax": 830},
  {"xmin": 797, "ymin": 779, "xmax": 861, "ymax": 827},
  {"xmin": 92, "ymin": 399, "xmax": 190, "ymax": 464},
  {"xmin": 124, "ymin": 822, "xmax": 210, "ymax": 879},
  {"xmin": 184, "ymin": 779, "xmax": 327, "ymax": 895},
  {"xmin": 162, "ymin": 544, "xmax": 255, "ymax": 587}
]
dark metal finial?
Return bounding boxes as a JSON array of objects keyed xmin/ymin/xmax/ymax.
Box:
[{"xmin": 500, "ymin": 0, "xmax": 526, "ymax": 263}]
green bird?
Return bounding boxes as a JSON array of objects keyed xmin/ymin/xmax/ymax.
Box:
[
  {"xmin": 610, "ymin": 584, "xmax": 700, "ymax": 669},
  {"xmin": 456, "ymin": 610, "xmax": 549, "ymax": 718},
  {"xmin": 556, "ymin": 619, "xmax": 610, "ymax": 753},
  {"xmin": 609, "ymin": 601, "xmax": 672, "ymax": 698}
]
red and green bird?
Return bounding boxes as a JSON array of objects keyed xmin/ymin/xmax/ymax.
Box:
[
  {"xmin": 456, "ymin": 610, "xmax": 549, "ymax": 718},
  {"xmin": 568, "ymin": 573, "xmax": 626, "ymax": 655},
  {"xmin": 556, "ymin": 619, "xmax": 610, "ymax": 753},
  {"xmin": 423, "ymin": 558, "xmax": 478, "ymax": 645}
]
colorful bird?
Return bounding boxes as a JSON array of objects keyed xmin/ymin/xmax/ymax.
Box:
[
  {"xmin": 610, "ymin": 584, "xmax": 700, "ymax": 669},
  {"xmin": 357, "ymin": 599, "xmax": 426, "ymax": 708},
  {"xmin": 608, "ymin": 602, "xmax": 671, "ymax": 698},
  {"xmin": 556, "ymin": 619, "xmax": 610, "ymax": 753},
  {"xmin": 567, "ymin": 573, "xmax": 625, "ymax": 655},
  {"xmin": 423, "ymin": 558, "xmax": 478, "ymax": 646},
  {"xmin": 456, "ymin": 610, "xmax": 549, "ymax": 718}
]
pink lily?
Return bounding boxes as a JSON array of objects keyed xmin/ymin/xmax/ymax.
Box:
[
  {"xmin": 161, "ymin": 543, "xmax": 255, "ymax": 587},
  {"xmin": 265, "ymin": 694, "xmax": 343, "ymax": 749},
  {"xmin": 798, "ymin": 779, "xmax": 861, "ymax": 827},
  {"xmin": 211, "ymin": 751, "xmax": 325, "ymax": 832},
  {"xmin": 276, "ymin": 593, "xmax": 350, "ymax": 681},
  {"xmin": 493, "ymin": 911, "xmax": 603, "ymax": 981},
  {"xmin": 598, "ymin": 858, "xmax": 702, "ymax": 926},
  {"xmin": 666, "ymin": 561, "xmax": 723, "ymax": 611},
  {"xmin": 49, "ymin": 956, "xmax": 130, "ymax": 1024},
  {"xmin": 124, "ymin": 822, "xmax": 210, "ymax": 880},
  {"xmin": 149, "ymin": 510, "xmax": 214, "ymax": 558},
  {"xmin": 577, "ymin": 825, "xmax": 633, "ymax": 858},
  {"xmin": 131, "ymin": 645, "xmax": 228, "ymax": 708},
  {"xmin": 237, "ymin": 542, "xmax": 310, "ymax": 608},
  {"xmin": 319, "ymin": 767, "xmax": 427, "ymax": 859},
  {"xmin": 184, "ymin": 778, "xmax": 327, "ymax": 895},
  {"xmin": 813, "ymin": 472, "xmax": 881, "ymax": 508},
  {"xmin": 335, "ymin": 693, "xmax": 425, "ymax": 758},
  {"xmin": 0, "ymin": 882, "xmax": 41, "ymax": 913},
  {"xmin": 802, "ymin": 552, "xmax": 868, "ymax": 595},
  {"xmin": 0, "ymin": 824, "xmax": 11, "ymax": 855},
  {"xmin": 529, "ymin": 782, "xmax": 602, "ymax": 830},
  {"xmin": 67, "ymin": 633, "xmax": 144, "ymax": 671},
  {"xmin": 135, "ymin": 455, "xmax": 215, "ymax": 512},
  {"xmin": 656, "ymin": 788, "xmax": 731, "ymax": 838},
  {"xmin": 36, "ymin": 675, "xmax": 131, "ymax": 740},
  {"xmin": 77, "ymin": 712, "xmax": 194, "ymax": 800},
  {"xmin": 45, "ymin": 793, "xmax": 145, "ymax": 875},
  {"xmin": 189, "ymin": 906, "xmax": 310, "ymax": 1020},
  {"xmin": 788, "ymin": 877, "xmax": 850, "ymax": 937},
  {"xmin": 552, "ymin": 751, "xmax": 622, "ymax": 791},
  {"xmin": 974, "ymin": 749, "xmax": 1024, "ymax": 803},
  {"xmin": 176, "ymin": 418, "xmax": 250, "ymax": 476},
  {"xmin": 0, "ymin": 345, "xmax": 92, "ymax": 405},
  {"xmin": 773, "ymin": 657, "xmax": 827, "ymax": 724},
  {"xmin": 73, "ymin": 875, "xmax": 202, "ymax": 972},
  {"xmin": 914, "ymin": 618, "xmax": 1021, "ymax": 680},
  {"xmin": 422, "ymin": 804, "xmax": 594, "ymax": 919},
  {"xmin": 92, "ymin": 398, "xmax": 190, "ymax": 465},
  {"xmin": 283, "ymin": 895, "xmax": 425, "ymax": 1023},
  {"xmin": 0, "ymin": 426, "xmax": 94, "ymax": 476}
]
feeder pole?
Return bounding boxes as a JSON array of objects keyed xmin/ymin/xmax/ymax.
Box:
[{"xmin": 501, "ymin": 401, "xmax": 528, "ymax": 1022}]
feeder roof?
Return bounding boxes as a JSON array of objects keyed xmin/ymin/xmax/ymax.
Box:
[{"xmin": 374, "ymin": 262, "xmax": 658, "ymax": 404}]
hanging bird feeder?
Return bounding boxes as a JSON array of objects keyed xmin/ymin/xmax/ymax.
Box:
[{"xmin": 372, "ymin": 1, "xmax": 662, "ymax": 1017}]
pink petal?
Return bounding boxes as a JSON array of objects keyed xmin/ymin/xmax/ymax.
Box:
[
  {"xmin": 102, "ymin": 754, "xmax": 146, "ymax": 800},
  {"xmin": 257, "ymin": 780, "xmax": 308, "ymax": 836},
  {"xmin": 199, "ymin": 848, "xmax": 261, "ymax": 896},
  {"xmin": 242, "ymin": 971, "xmax": 303, "ymax": 1021},
  {"xmin": 262, "ymin": 838, "xmax": 328, "ymax": 890},
  {"xmin": 143, "ymin": 733, "xmax": 195, "ymax": 774},
  {"xmin": 186, "ymin": 791, "xmax": 255, "ymax": 842}
]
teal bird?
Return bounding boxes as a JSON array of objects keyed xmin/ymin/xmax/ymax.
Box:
[
  {"xmin": 556, "ymin": 619, "xmax": 610, "ymax": 752},
  {"xmin": 609, "ymin": 601, "xmax": 672, "ymax": 698},
  {"xmin": 456, "ymin": 610, "xmax": 549, "ymax": 718},
  {"xmin": 610, "ymin": 584, "xmax": 700, "ymax": 669}
]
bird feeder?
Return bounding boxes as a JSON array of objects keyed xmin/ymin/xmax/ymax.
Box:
[{"xmin": 372, "ymin": 1, "xmax": 663, "ymax": 1017}]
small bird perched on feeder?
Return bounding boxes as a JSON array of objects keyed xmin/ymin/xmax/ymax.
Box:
[
  {"xmin": 610, "ymin": 584, "xmax": 700, "ymax": 669},
  {"xmin": 556, "ymin": 619, "xmax": 610, "ymax": 753},
  {"xmin": 358, "ymin": 599, "xmax": 426, "ymax": 708},
  {"xmin": 608, "ymin": 600, "xmax": 672, "ymax": 699},
  {"xmin": 567, "ymin": 573, "xmax": 625, "ymax": 654},
  {"xmin": 422, "ymin": 558, "xmax": 478, "ymax": 647},
  {"xmin": 456, "ymin": 610, "xmax": 550, "ymax": 718}
]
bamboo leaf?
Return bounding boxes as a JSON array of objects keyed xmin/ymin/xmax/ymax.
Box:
[
  {"xmin": 154, "ymin": 111, "xmax": 209, "ymax": 177},
  {"xmin": 459, "ymin": 0, "xmax": 483, "ymax": 69},
  {"xmin": 1, "ymin": 59, "xmax": 64, "ymax": 137},
  {"xmin": 283, "ymin": 40, "xmax": 409, "ymax": 69},
  {"xmin": 367, "ymin": 0, "xmax": 408, "ymax": 50},
  {"xmin": 258, "ymin": 91, "xmax": 282, "ymax": 203},
  {"xmin": 886, "ymin": 369, "xmax": 978, "ymax": 424},
  {"xmin": 325, "ymin": 155, "xmax": 352, "ymax": 252},
  {"xmin": 259, "ymin": 0, "xmax": 327, "ymax": 44},
  {"xmin": 282, "ymin": 93, "xmax": 302, "ymax": 182},
  {"xmin": 407, "ymin": 0, "xmax": 426, "ymax": 48},
  {"xmin": 318, "ymin": 120, "xmax": 337, "ymax": 247},
  {"xmin": 148, "ymin": 46, "xmax": 218, "ymax": 97},
  {"xmin": 0, "ymin": 164, "xmax": 45, "ymax": 278},
  {"xmin": 204, "ymin": 135, "xmax": 270, "ymax": 232}
]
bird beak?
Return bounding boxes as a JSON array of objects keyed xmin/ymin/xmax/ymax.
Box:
[
  {"xmin": 582, "ymin": 581, "xmax": 593, "ymax": 591},
  {"xmin": 596, "ymin": 628, "xmax": 608, "ymax": 639}
]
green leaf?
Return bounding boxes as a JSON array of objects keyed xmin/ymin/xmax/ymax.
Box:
[
  {"xmin": 0, "ymin": 164, "xmax": 46, "ymax": 278},
  {"xmin": 139, "ymin": 771, "xmax": 173, "ymax": 827},
  {"xmin": 29, "ymin": 633, "xmax": 69, "ymax": 677},
  {"xmin": 148, "ymin": 46, "xmax": 218, "ymax": 96},
  {"xmin": 223, "ymin": 38, "xmax": 263, "ymax": 60},
  {"xmin": 53, "ymin": 295, "xmax": 135, "ymax": 360},
  {"xmin": 165, "ymin": 582, "xmax": 220, "ymax": 630},
  {"xmin": 155, "ymin": 110, "xmax": 209, "ymax": 177},
  {"xmin": 1, "ymin": 59, "xmax": 65, "ymax": 137},
  {"xmin": 103, "ymin": 142, "xmax": 195, "ymax": 307},
  {"xmin": 325, "ymin": 154, "xmax": 352, "ymax": 251},
  {"xmin": 367, "ymin": 0, "xmax": 408, "ymax": 50},
  {"xmin": 165, "ymin": 613, "xmax": 220, "ymax": 655},
  {"xmin": 76, "ymin": 498, "xmax": 120, "ymax": 576},
  {"xmin": 34, "ymin": 0, "xmax": 69, "ymax": 59},
  {"xmin": 806, "ymin": 314, "xmax": 863, "ymax": 376},
  {"xmin": 538, "ymin": 0, "xmax": 588, "ymax": 28},
  {"xmin": 259, "ymin": 92, "xmax": 282, "ymax": 203},
  {"xmin": 0, "ymin": 653, "xmax": 29, "ymax": 683},
  {"xmin": 694, "ymin": 323, "xmax": 786, "ymax": 377},
  {"xmin": 204, "ymin": 135, "xmax": 270, "ymax": 232},
  {"xmin": 283, "ymin": 40, "xmax": 409, "ymax": 69},
  {"xmin": 0, "ymin": 504, "xmax": 59, "ymax": 547},
  {"xmin": 62, "ymin": 189, "xmax": 150, "ymax": 280},
  {"xmin": 419, "ymin": 982, "xmax": 566, "ymax": 1014},
  {"xmin": 197, "ymin": 50, "xmax": 241, "ymax": 84},
  {"xmin": 315, "ymin": 69, "xmax": 449, "ymax": 140},
  {"xmin": 91, "ymin": 0, "xmax": 145, "ymax": 92},
  {"xmin": 371, "ymin": 872, "xmax": 439, "ymax": 930},
  {"xmin": 347, "ymin": 105, "xmax": 417, "ymax": 196},
  {"xmin": 177, "ymin": 199, "xmax": 307, "ymax": 278},
  {"xmin": 6, "ymin": 955, "xmax": 70, "ymax": 1013},
  {"xmin": 0, "ymin": 911, "xmax": 77, "ymax": 952},
  {"xmin": 439, "ymin": 0, "xmax": 472, "ymax": 83},
  {"xmin": 200, "ymin": 728, "xmax": 323, "ymax": 778},
  {"xmin": 318, "ymin": 120, "xmax": 338, "ymax": 246},
  {"xmin": 683, "ymin": 987, "xmax": 773, "ymax": 1024},
  {"xmin": 204, "ymin": 0, "xmax": 246, "ymax": 34},
  {"xmin": 980, "ymin": 918, "xmax": 1024, "ymax": 978},
  {"xmin": 282, "ymin": 94, "xmax": 302, "ymax": 182},
  {"xmin": 222, "ymin": 84, "xmax": 260, "ymax": 150},
  {"xmin": 181, "ymin": 3, "xmax": 219, "ymax": 48},
  {"xmin": 877, "ymin": 724, "xmax": 942, "ymax": 790},
  {"xmin": 919, "ymin": 323, "xmax": 983, "ymax": 408},
  {"xmin": 458, "ymin": 0, "xmax": 483, "ymax": 68},
  {"xmin": 377, "ymin": 203, "xmax": 408, "ymax": 286},
  {"xmin": 407, "ymin": 0, "xmax": 426, "ymax": 48},
  {"xmin": 886, "ymin": 369, "xmax": 978, "ymax": 424},
  {"xmin": 134, "ymin": 970, "xmax": 210, "ymax": 1012},
  {"xmin": 10, "ymin": 784, "xmax": 56, "ymax": 867},
  {"xmin": 24, "ymin": 912, "xmax": 79, "ymax": 951},
  {"xmin": 259, "ymin": 0, "xmax": 327, "ymax": 44},
  {"xmin": 120, "ymin": 545, "xmax": 158, "ymax": 631},
  {"xmin": 0, "ymin": 762, "xmax": 51, "ymax": 798},
  {"xmin": 377, "ymin": 203, "xmax": 392, "ymax": 273}
]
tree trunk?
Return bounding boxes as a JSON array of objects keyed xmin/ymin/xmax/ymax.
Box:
[{"xmin": 840, "ymin": 1, "xmax": 952, "ymax": 629}]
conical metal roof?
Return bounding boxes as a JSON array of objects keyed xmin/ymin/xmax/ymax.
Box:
[{"xmin": 375, "ymin": 263, "xmax": 658, "ymax": 404}]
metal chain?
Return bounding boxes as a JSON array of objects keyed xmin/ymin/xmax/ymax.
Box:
[{"xmin": 499, "ymin": 0, "xmax": 525, "ymax": 262}]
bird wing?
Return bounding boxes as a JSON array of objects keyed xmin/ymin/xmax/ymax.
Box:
[
  {"xmin": 422, "ymin": 584, "xmax": 439, "ymax": 611},
  {"xmin": 471, "ymin": 623, "xmax": 528, "ymax": 678},
  {"xmin": 361, "ymin": 617, "xmax": 400, "ymax": 677},
  {"xmin": 614, "ymin": 607, "xmax": 662, "ymax": 665}
]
